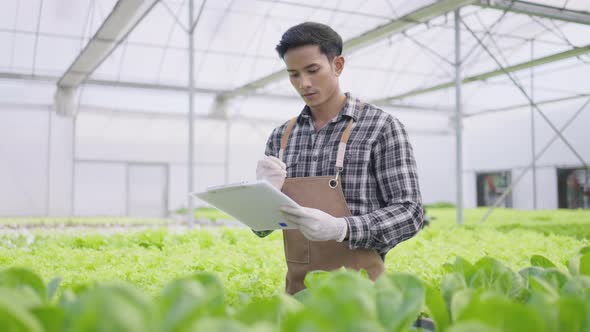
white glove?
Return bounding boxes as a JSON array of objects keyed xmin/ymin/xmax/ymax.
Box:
[
  {"xmin": 256, "ymin": 156, "xmax": 287, "ymax": 190},
  {"xmin": 280, "ymin": 206, "xmax": 348, "ymax": 242}
]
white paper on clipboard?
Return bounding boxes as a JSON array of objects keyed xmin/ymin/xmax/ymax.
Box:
[{"xmin": 190, "ymin": 180, "xmax": 300, "ymax": 231}]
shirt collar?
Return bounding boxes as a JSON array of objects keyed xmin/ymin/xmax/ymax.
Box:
[{"xmin": 298, "ymin": 92, "xmax": 362, "ymax": 124}]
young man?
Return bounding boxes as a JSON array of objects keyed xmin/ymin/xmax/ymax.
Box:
[{"xmin": 255, "ymin": 22, "xmax": 423, "ymax": 294}]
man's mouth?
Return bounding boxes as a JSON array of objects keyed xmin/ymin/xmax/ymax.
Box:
[{"xmin": 303, "ymin": 92, "xmax": 316, "ymax": 97}]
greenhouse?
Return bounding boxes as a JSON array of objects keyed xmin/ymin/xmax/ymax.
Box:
[{"xmin": 0, "ymin": 0, "xmax": 589, "ymax": 331}]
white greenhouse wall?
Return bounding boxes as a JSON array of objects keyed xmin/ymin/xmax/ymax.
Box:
[
  {"xmin": 48, "ymin": 111, "xmax": 74, "ymax": 215},
  {"xmin": 73, "ymin": 162, "xmax": 127, "ymax": 216},
  {"xmin": 72, "ymin": 113, "xmax": 274, "ymax": 215},
  {"xmin": 410, "ymin": 135, "xmax": 456, "ymax": 205},
  {"xmin": 1, "ymin": 93, "xmax": 588, "ymax": 216},
  {"xmin": 0, "ymin": 108, "xmax": 49, "ymax": 216},
  {"xmin": 0, "ymin": 106, "xmax": 74, "ymax": 216},
  {"xmin": 463, "ymin": 98, "xmax": 590, "ymax": 209}
]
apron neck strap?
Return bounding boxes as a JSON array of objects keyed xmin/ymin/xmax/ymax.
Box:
[
  {"xmin": 279, "ymin": 117, "xmax": 298, "ymax": 161},
  {"xmin": 278, "ymin": 102, "xmax": 365, "ymax": 165},
  {"xmin": 335, "ymin": 118, "xmax": 354, "ymax": 169},
  {"xmin": 336, "ymin": 102, "xmax": 364, "ymax": 169}
]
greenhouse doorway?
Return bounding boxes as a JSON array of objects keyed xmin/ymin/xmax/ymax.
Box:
[
  {"xmin": 476, "ymin": 171, "xmax": 512, "ymax": 208},
  {"xmin": 127, "ymin": 164, "xmax": 169, "ymax": 218},
  {"xmin": 557, "ymin": 168, "xmax": 590, "ymax": 209}
]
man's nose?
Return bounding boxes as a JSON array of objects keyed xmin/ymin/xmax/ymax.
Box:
[{"xmin": 298, "ymin": 74, "xmax": 311, "ymax": 89}]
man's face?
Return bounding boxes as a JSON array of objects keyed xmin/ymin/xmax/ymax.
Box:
[{"xmin": 284, "ymin": 45, "xmax": 343, "ymax": 108}]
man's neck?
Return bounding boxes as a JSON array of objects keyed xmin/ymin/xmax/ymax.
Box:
[{"xmin": 309, "ymin": 91, "xmax": 347, "ymax": 130}]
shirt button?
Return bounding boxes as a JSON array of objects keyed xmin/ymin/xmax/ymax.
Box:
[{"xmin": 312, "ymin": 156, "xmax": 318, "ymax": 162}]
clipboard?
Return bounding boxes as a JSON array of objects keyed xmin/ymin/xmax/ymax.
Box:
[{"xmin": 190, "ymin": 180, "xmax": 300, "ymax": 231}]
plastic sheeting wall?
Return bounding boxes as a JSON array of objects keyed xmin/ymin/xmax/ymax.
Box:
[
  {"xmin": 463, "ymin": 98, "xmax": 590, "ymax": 209},
  {"xmin": 411, "ymin": 135, "xmax": 456, "ymax": 205},
  {"xmin": 73, "ymin": 161, "xmax": 169, "ymax": 217},
  {"xmin": 48, "ymin": 110, "xmax": 74, "ymax": 215},
  {"xmin": 0, "ymin": 108, "xmax": 50, "ymax": 216},
  {"xmin": 1, "ymin": 98, "xmax": 588, "ymax": 216},
  {"xmin": 0, "ymin": 107, "xmax": 73, "ymax": 216},
  {"xmin": 73, "ymin": 111, "xmax": 455, "ymax": 214},
  {"xmin": 75, "ymin": 118, "xmax": 272, "ymax": 214},
  {"xmin": 73, "ymin": 162, "xmax": 127, "ymax": 216}
]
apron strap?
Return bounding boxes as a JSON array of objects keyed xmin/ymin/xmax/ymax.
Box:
[
  {"xmin": 278, "ymin": 102, "xmax": 365, "ymax": 166},
  {"xmin": 335, "ymin": 102, "xmax": 364, "ymax": 169},
  {"xmin": 279, "ymin": 117, "xmax": 298, "ymax": 161},
  {"xmin": 336, "ymin": 119, "xmax": 354, "ymax": 169}
]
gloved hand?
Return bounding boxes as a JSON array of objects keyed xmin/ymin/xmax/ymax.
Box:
[
  {"xmin": 256, "ymin": 156, "xmax": 287, "ymax": 190},
  {"xmin": 280, "ymin": 206, "xmax": 348, "ymax": 242}
]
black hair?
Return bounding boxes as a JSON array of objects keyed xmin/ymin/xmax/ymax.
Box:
[{"xmin": 275, "ymin": 22, "xmax": 343, "ymax": 60}]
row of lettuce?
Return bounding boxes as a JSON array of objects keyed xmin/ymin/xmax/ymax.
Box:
[{"xmin": 1, "ymin": 246, "xmax": 589, "ymax": 332}]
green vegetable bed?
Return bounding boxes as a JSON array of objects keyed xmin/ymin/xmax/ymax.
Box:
[{"xmin": 0, "ymin": 208, "xmax": 588, "ymax": 331}]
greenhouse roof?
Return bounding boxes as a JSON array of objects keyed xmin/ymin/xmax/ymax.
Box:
[{"xmin": 1, "ymin": 0, "xmax": 590, "ymax": 120}]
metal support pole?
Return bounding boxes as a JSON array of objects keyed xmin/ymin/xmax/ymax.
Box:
[
  {"xmin": 530, "ymin": 39, "xmax": 538, "ymax": 209},
  {"xmin": 46, "ymin": 109, "xmax": 52, "ymax": 216},
  {"xmin": 454, "ymin": 9, "xmax": 464, "ymax": 225},
  {"xmin": 187, "ymin": 0, "xmax": 195, "ymax": 227},
  {"xmin": 459, "ymin": 17, "xmax": 589, "ymax": 219},
  {"xmin": 585, "ymin": 166, "xmax": 590, "ymax": 209},
  {"xmin": 480, "ymin": 97, "xmax": 590, "ymax": 223},
  {"xmin": 225, "ymin": 119, "xmax": 231, "ymax": 184},
  {"xmin": 461, "ymin": 18, "xmax": 588, "ymax": 171},
  {"xmin": 125, "ymin": 163, "xmax": 130, "ymax": 216},
  {"xmin": 71, "ymin": 116, "xmax": 77, "ymax": 216}
]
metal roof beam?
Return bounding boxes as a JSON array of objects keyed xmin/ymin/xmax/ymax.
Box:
[
  {"xmin": 0, "ymin": 71, "xmax": 226, "ymax": 95},
  {"xmin": 54, "ymin": 0, "xmax": 158, "ymax": 116},
  {"xmin": 1, "ymin": 72, "xmax": 306, "ymax": 103},
  {"xmin": 373, "ymin": 44, "xmax": 590, "ymax": 104},
  {"xmin": 56, "ymin": 0, "xmax": 158, "ymax": 89},
  {"xmin": 476, "ymin": 0, "xmax": 590, "ymax": 25},
  {"xmin": 216, "ymin": 0, "xmax": 477, "ymax": 102},
  {"xmin": 0, "ymin": 101, "xmax": 449, "ymax": 136},
  {"xmin": 81, "ymin": 105, "xmax": 450, "ymax": 136},
  {"xmin": 465, "ymin": 93, "xmax": 590, "ymax": 117}
]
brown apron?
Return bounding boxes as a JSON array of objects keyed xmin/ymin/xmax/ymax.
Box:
[{"xmin": 278, "ymin": 111, "xmax": 385, "ymax": 295}]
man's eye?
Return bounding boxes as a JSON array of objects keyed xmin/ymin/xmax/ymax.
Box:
[
  {"xmin": 308, "ymin": 69, "xmax": 318, "ymax": 73},
  {"xmin": 289, "ymin": 73, "xmax": 300, "ymax": 78}
]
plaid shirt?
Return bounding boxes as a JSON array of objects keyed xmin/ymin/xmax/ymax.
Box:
[{"xmin": 255, "ymin": 93, "xmax": 423, "ymax": 257}]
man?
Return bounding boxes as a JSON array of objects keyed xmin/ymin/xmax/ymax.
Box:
[{"xmin": 254, "ymin": 22, "xmax": 423, "ymax": 294}]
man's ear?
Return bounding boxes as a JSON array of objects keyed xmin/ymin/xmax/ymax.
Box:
[{"xmin": 333, "ymin": 55, "xmax": 345, "ymax": 76}]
